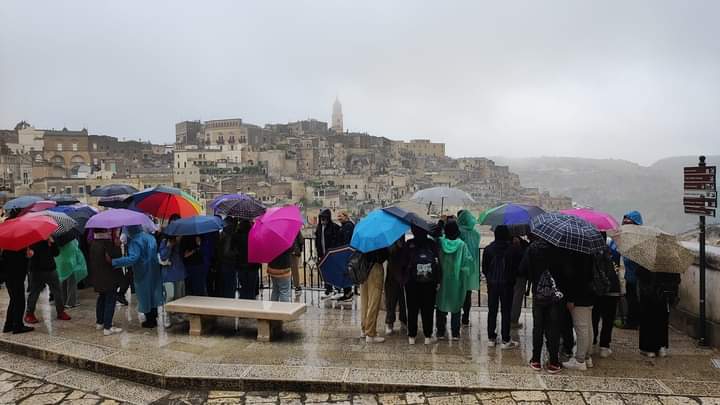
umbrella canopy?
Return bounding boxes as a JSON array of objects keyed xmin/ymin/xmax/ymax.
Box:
[
  {"xmin": 560, "ymin": 208, "xmax": 619, "ymax": 232},
  {"xmin": 126, "ymin": 186, "xmax": 201, "ymax": 219},
  {"xmin": 27, "ymin": 200, "xmax": 58, "ymax": 213},
  {"xmin": 98, "ymin": 196, "xmax": 130, "ymax": 209},
  {"xmin": 3, "ymin": 195, "xmax": 42, "ymax": 211},
  {"xmin": 382, "ymin": 206, "xmax": 432, "ymax": 232},
  {"xmin": 410, "ymin": 187, "xmax": 475, "ymax": 208},
  {"xmin": 90, "ymin": 184, "xmax": 139, "ymax": 197},
  {"xmin": 530, "ymin": 213, "xmax": 606, "ymax": 255},
  {"xmin": 478, "ymin": 203, "xmax": 545, "ymax": 227},
  {"xmin": 214, "ymin": 195, "xmax": 266, "ymax": 219},
  {"xmin": 27, "ymin": 211, "xmax": 80, "ymax": 236},
  {"xmin": 50, "ymin": 195, "xmax": 80, "ymax": 206},
  {"xmin": 350, "ymin": 209, "xmax": 410, "ymax": 253},
  {"xmin": 611, "ymin": 224, "xmax": 694, "ymax": 273},
  {"xmin": 319, "ymin": 246, "xmax": 355, "ymax": 288},
  {"xmin": 0, "ymin": 215, "xmax": 58, "ymax": 251},
  {"xmin": 209, "ymin": 193, "xmax": 252, "ymax": 210},
  {"xmin": 248, "ymin": 206, "xmax": 304, "ymax": 263},
  {"xmin": 48, "ymin": 205, "xmax": 96, "ymax": 230},
  {"xmin": 164, "ymin": 215, "xmax": 224, "ymax": 236},
  {"xmin": 85, "ymin": 208, "xmax": 156, "ymax": 231}
]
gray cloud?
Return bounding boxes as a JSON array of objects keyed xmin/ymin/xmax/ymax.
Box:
[{"xmin": 1, "ymin": 0, "xmax": 719, "ymax": 164}]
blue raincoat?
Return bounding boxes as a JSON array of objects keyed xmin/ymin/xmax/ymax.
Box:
[
  {"xmin": 621, "ymin": 210, "xmax": 644, "ymax": 283},
  {"xmin": 112, "ymin": 226, "xmax": 164, "ymax": 314}
]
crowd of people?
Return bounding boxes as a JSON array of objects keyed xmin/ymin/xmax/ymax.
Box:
[{"xmin": 1, "ymin": 204, "xmax": 682, "ymax": 374}]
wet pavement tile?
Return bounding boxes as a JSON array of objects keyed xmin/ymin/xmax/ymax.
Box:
[
  {"xmin": 49, "ymin": 340, "xmax": 118, "ymax": 361},
  {"xmin": 165, "ymin": 362, "xmax": 249, "ymax": 378},
  {"xmin": 541, "ymin": 375, "xmax": 671, "ymax": 394},
  {"xmin": 582, "ymin": 391, "xmax": 625, "ymax": 405},
  {"xmin": 662, "ymin": 380, "xmax": 720, "ymax": 397},
  {"xmin": 99, "ymin": 351, "xmax": 178, "ymax": 375},
  {"xmin": 97, "ymin": 378, "xmax": 170, "ymax": 404},
  {"xmin": 0, "ymin": 352, "xmax": 68, "ymax": 379},
  {"xmin": 45, "ymin": 368, "xmax": 115, "ymax": 393},
  {"xmin": 245, "ymin": 365, "xmax": 346, "ymax": 381},
  {"xmin": 346, "ymin": 368, "xmax": 459, "ymax": 387}
]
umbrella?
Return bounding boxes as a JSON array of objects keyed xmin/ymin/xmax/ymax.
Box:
[
  {"xmin": 49, "ymin": 205, "xmax": 96, "ymax": 230},
  {"xmin": 27, "ymin": 200, "xmax": 58, "ymax": 213},
  {"xmin": 0, "ymin": 215, "xmax": 58, "ymax": 251},
  {"xmin": 50, "ymin": 195, "xmax": 80, "ymax": 206},
  {"xmin": 560, "ymin": 208, "xmax": 619, "ymax": 232},
  {"xmin": 248, "ymin": 206, "xmax": 304, "ymax": 263},
  {"xmin": 611, "ymin": 224, "xmax": 694, "ymax": 273},
  {"xmin": 382, "ymin": 206, "xmax": 432, "ymax": 232},
  {"xmin": 98, "ymin": 196, "xmax": 130, "ymax": 209},
  {"xmin": 27, "ymin": 211, "xmax": 80, "ymax": 236},
  {"xmin": 350, "ymin": 209, "xmax": 410, "ymax": 253},
  {"xmin": 126, "ymin": 186, "xmax": 201, "ymax": 219},
  {"xmin": 86, "ymin": 208, "xmax": 156, "ymax": 231},
  {"xmin": 530, "ymin": 212, "xmax": 606, "ymax": 255},
  {"xmin": 90, "ymin": 184, "xmax": 139, "ymax": 197},
  {"xmin": 410, "ymin": 187, "xmax": 475, "ymax": 212},
  {"xmin": 164, "ymin": 215, "xmax": 224, "ymax": 236},
  {"xmin": 319, "ymin": 246, "xmax": 355, "ymax": 288},
  {"xmin": 479, "ymin": 203, "xmax": 545, "ymax": 227},
  {"xmin": 214, "ymin": 195, "xmax": 266, "ymax": 219},
  {"xmin": 209, "ymin": 193, "xmax": 250, "ymax": 210},
  {"xmin": 3, "ymin": 195, "xmax": 42, "ymax": 211}
]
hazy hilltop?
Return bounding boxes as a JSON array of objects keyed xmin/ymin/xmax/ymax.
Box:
[{"xmin": 492, "ymin": 156, "xmax": 720, "ymax": 234}]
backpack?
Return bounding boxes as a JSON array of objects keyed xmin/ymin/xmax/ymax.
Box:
[
  {"xmin": 346, "ymin": 250, "xmax": 373, "ymax": 284},
  {"xmin": 535, "ymin": 269, "xmax": 564, "ymax": 303},
  {"xmin": 408, "ymin": 244, "xmax": 438, "ymax": 283},
  {"xmin": 590, "ymin": 253, "xmax": 612, "ymax": 296}
]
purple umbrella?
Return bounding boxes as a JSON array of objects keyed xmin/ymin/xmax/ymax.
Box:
[
  {"xmin": 85, "ymin": 208, "xmax": 157, "ymax": 232},
  {"xmin": 209, "ymin": 193, "xmax": 251, "ymax": 210}
]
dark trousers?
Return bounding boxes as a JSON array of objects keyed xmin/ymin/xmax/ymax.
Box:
[
  {"xmin": 639, "ymin": 292, "xmax": 670, "ymax": 353},
  {"xmin": 220, "ymin": 263, "xmax": 238, "ymax": 298},
  {"xmin": 96, "ymin": 291, "xmax": 117, "ymax": 330},
  {"xmin": 436, "ymin": 310, "xmax": 461, "ymax": 338},
  {"xmin": 144, "ymin": 308, "xmax": 158, "ymax": 327},
  {"xmin": 118, "ymin": 269, "xmax": 133, "ymax": 297},
  {"xmin": 560, "ymin": 306, "xmax": 575, "ymax": 355},
  {"xmin": 238, "ymin": 270, "xmax": 259, "ymax": 300},
  {"xmin": 461, "ymin": 291, "xmax": 472, "ymax": 324},
  {"xmin": 4, "ymin": 274, "xmax": 27, "ymax": 331},
  {"xmin": 531, "ymin": 301, "xmax": 561, "ymax": 365},
  {"xmin": 26, "ymin": 271, "xmax": 65, "ymax": 315},
  {"xmin": 487, "ymin": 282, "xmax": 514, "ymax": 342},
  {"xmin": 384, "ymin": 276, "xmax": 407, "ymax": 325},
  {"xmin": 625, "ymin": 281, "xmax": 640, "ymax": 327},
  {"xmin": 186, "ymin": 265, "xmax": 208, "ymax": 296},
  {"xmin": 592, "ymin": 295, "xmax": 618, "ymax": 348},
  {"xmin": 405, "ymin": 283, "xmax": 436, "ymax": 338},
  {"xmin": 511, "ymin": 276, "xmax": 527, "ymax": 323}
]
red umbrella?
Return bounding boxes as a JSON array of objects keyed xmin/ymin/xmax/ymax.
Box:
[{"xmin": 0, "ymin": 216, "xmax": 58, "ymax": 251}]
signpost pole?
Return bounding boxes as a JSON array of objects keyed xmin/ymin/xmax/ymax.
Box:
[{"xmin": 698, "ymin": 155, "xmax": 707, "ymax": 346}]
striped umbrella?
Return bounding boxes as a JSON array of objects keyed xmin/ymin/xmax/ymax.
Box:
[
  {"xmin": 530, "ymin": 213, "xmax": 605, "ymax": 255},
  {"xmin": 27, "ymin": 211, "xmax": 79, "ymax": 236},
  {"xmin": 126, "ymin": 186, "xmax": 201, "ymax": 219}
]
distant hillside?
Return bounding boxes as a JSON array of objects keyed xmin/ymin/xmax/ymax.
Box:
[{"xmin": 491, "ymin": 156, "xmax": 720, "ymax": 234}]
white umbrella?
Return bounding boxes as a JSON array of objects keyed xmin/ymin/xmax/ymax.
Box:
[
  {"xmin": 410, "ymin": 187, "xmax": 475, "ymax": 213},
  {"xmin": 611, "ymin": 224, "xmax": 694, "ymax": 273}
]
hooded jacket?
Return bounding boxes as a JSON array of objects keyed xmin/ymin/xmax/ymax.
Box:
[
  {"xmin": 436, "ymin": 236, "xmax": 471, "ymax": 313},
  {"xmin": 315, "ymin": 209, "xmax": 340, "ymax": 258},
  {"xmin": 112, "ymin": 226, "xmax": 164, "ymax": 313},
  {"xmin": 622, "ymin": 210, "xmax": 644, "ymax": 284},
  {"xmin": 457, "ymin": 210, "xmax": 481, "ymax": 290}
]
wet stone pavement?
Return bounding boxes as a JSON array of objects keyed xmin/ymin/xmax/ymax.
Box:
[{"xmin": 1, "ymin": 287, "xmax": 719, "ymax": 400}]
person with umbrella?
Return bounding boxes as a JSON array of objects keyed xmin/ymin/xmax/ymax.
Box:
[
  {"xmin": 1, "ymin": 209, "xmax": 35, "ymax": 334},
  {"xmin": 335, "ymin": 210, "xmax": 355, "ymax": 301},
  {"xmin": 621, "ymin": 211, "xmax": 643, "ymax": 330},
  {"xmin": 592, "ymin": 232, "xmax": 622, "ymax": 358},
  {"xmin": 111, "ymin": 225, "xmax": 164, "ymax": 328},
  {"xmin": 435, "ymin": 219, "xmax": 472, "ymax": 341},
  {"xmin": 457, "ymin": 210, "xmax": 480, "ymax": 326},
  {"xmin": 25, "ymin": 236, "xmax": 72, "ymax": 324},
  {"xmin": 560, "ymin": 250, "xmax": 597, "ymax": 371},
  {"xmin": 88, "ymin": 228, "xmax": 124, "ymax": 335},
  {"xmin": 158, "ymin": 216, "xmax": 187, "ymax": 318},
  {"xmin": 237, "ymin": 219, "xmax": 261, "ymax": 300},
  {"xmin": 315, "ymin": 208, "xmax": 341, "ymax": 298},
  {"xmin": 482, "ymin": 225, "xmax": 519, "ymax": 349},
  {"xmin": 216, "ymin": 217, "xmax": 240, "ymax": 298},
  {"xmin": 360, "ymin": 247, "xmax": 390, "ymax": 343},
  {"xmin": 384, "ymin": 237, "xmax": 407, "ymax": 335},
  {"xmin": 181, "ymin": 234, "xmax": 206, "ymax": 296}
]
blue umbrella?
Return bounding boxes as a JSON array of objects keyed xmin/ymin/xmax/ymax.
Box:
[
  {"xmin": 3, "ymin": 196, "xmax": 42, "ymax": 210},
  {"xmin": 350, "ymin": 209, "xmax": 410, "ymax": 253},
  {"xmin": 164, "ymin": 215, "xmax": 224, "ymax": 236},
  {"xmin": 478, "ymin": 203, "xmax": 545, "ymax": 227},
  {"xmin": 319, "ymin": 246, "xmax": 355, "ymax": 288}
]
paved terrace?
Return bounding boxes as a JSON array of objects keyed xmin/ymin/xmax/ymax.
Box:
[{"xmin": 0, "ymin": 288, "xmax": 719, "ymax": 397}]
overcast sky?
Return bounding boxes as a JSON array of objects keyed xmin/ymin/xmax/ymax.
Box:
[{"xmin": 1, "ymin": 1, "xmax": 719, "ymax": 165}]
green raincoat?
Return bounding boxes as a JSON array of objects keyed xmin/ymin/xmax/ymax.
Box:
[
  {"xmin": 436, "ymin": 237, "xmax": 472, "ymax": 313},
  {"xmin": 55, "ymin": 239, "xmax": 88, "ymax": 283},
  {"xmin": 457, "ymin": 210, "xmax": 481, "ymax": 290}
]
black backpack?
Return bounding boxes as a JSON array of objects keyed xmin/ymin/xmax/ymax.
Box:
[
  {"xmin": 590, "ymin": 252, "xmax": 612, "ymax": 296},
  {"xmin": 346, "ymin": 250, "xmax": 373, "ymax": 284},
  {"xmin": 535, "ymin": 269, "xmax": 564, "ymax": 303},
  {"xmin": 407, "ymin": 244, "xmax": 438, "ymax": 283}
]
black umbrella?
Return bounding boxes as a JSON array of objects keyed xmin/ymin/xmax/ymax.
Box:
[
  {"xmin": 98, "ymin": 196, "xmax": 130, "ymax": 209},
  {"xmin": 50, "ymin": 194, "xmax": 80, "ymax": 206},
  {"xmin": 90, "ymin": 184, "xmax": 139, "ymax": 197},
  {"xmin": 382, "ymin": 206, "xmax": 432, "ymax": 232}
]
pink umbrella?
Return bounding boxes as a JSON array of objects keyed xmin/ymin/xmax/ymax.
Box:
[
  {"xmin": 28, "ymin": 200, "xmax": 57, "ymax": 212},
  {"xmin": 248, "ymin": 205, "xmax": 303, "ymax": 264},
  {"xmin": 559, "ymin": 208, "xmax": 619, "ymax": 231}
]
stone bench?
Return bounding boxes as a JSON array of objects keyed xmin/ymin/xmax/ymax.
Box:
[{"xmin": 164, "ymin": 296, "xmax": 307, "ymax": 341}]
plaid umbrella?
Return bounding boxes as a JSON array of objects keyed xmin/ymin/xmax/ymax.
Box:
[
  {"xmin": 214, "ymin": 196, "xmax": 266, "ymax": 219},
  {"xmin": 611, "ymin": 224, "xmax": 694, "ymax": 273},
  {"xmin": 530, "ymin": 213, "xmax": 605, "ymax": 254}
]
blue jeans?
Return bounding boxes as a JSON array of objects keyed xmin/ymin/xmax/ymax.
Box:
[
  {"xmin": 436, "ymin": 311, "xmax": 461, "ymax": 338},
  {"xmin": 270, "ymin": 277, "xmax": 291, "ymax": 302},
  {"xmin": 96, "ymin": 291, "xmax": 117, "ymax": 330},
  {"xmin": 186, "ymin": 265, "xmax": 208, "ymax": 296}
]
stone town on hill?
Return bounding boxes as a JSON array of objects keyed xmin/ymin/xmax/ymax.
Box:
[{"xmin": 0, "ymin": 99, "xmax": 571, "ymax": 215}]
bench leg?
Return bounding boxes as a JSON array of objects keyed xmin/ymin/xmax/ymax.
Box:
[
  {"xmin": 189, "ymin": 315, "xmax": 203, "ymax": 336},
  {"xmin": 257, "ymin": 320, "xmax": 283, "ymax": 342}
]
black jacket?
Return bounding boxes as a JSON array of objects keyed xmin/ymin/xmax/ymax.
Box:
[
  {"xmin": 521, "ymin": 239, "xmax": 564, "ymax": 297},
  {"xmin": 315, "ymin": 221, "xmax": 340, "ymax": 258},
  {"xmin": 28, "ymin": 240, "xmax": 60, "ymax": 273},
  {"xmin": 0, "ymin": 249, "xmax": 29, "ymax": 281},
  {"xmin": 482, "ymin": 240, "xmax": 515, "ymax": 285},
  {"xmin": 561, "ymin": 251, "xmax": 596, "ymax": 307},
  {"xmin": 338, "ymin": 221, "xmax": 355, "ymax": 246}
]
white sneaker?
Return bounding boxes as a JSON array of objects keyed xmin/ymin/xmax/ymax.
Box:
[
  {"xmin": 586, "ymin": 357, "xmax": 594, "ymax": 368},
  {"xmin": 330, "ymin": 292, "xmax": 344, "ymax": 300},
  {"xmin": 599, "ymin": 347, "xmax": 612, "ymax": 358},
  {"xmin": 408, "ymin": 337, "xmax": 416, "ymax": 345},
  {"xmin": 359, "ymin": 331, "xmax": 366, "ymax": 338},
  {"xmin": 562, "ymin": 358, "xmax": 587, "ymax": 371},
  {"xmin": 436, "ymin": 333, "xmax": 447, "ymax": 340},
  {"xmin": 366, "ymin": 336, "xmax": 385, "ymax": 343},
  {"xmin": 163, "ymin": 314, "xmax": 171, "ymax": 328},
  {"xmin": 658, "ymin": 347, "xmax": 668, "ymax": 357},
  {"xmin": 488, "ymin": 339, "xmax": 497, "ymax": 348},
  {"xmin": 385, "ymin": 325, "xmax": 393, "ymax": 335},
  {"xmin": 450, "ymin": 336, "xmax": 460, "ymax": 341},
  {"xmin": 96, "ymin": 324, "xmax": 104, "ymax": 330},
  {"xmin": 500, "ymin": 340, "xmax": 519, "ymax": 350},
  {"xmin": 103, "ymin": 327, "xmax": 122, "ymax": 336},
  {"xmin": 424, "ymin": 337, "xmax": 437, "ymax": 345},
  {"xmin": 640, "ymin": 351, "xmax": 656, "ymax": 358}
]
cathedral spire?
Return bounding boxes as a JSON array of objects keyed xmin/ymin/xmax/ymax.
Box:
[{"xmin": 331, "ymin": 96, "xmax": 343, "ymax": 134}]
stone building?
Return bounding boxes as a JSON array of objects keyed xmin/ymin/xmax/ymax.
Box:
[
  {"xmin": 396, "ymin": 139, "xmax": 445, "ymax": 159},
  {"xmin": 331, "ymin": 97, "xmax": 343, "ymax": 134},
  {"xmin": 42, "ymin": 128, "xmax": 91, "ymax": 176},
  {"xmin": 175, "ymin": 120, "xmax": 203, "ymax": 146}
]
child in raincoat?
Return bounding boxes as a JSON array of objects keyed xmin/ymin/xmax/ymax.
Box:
[{"xmin": 436, "ymin": 218, "xmax": 472, "ymax": 340}]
